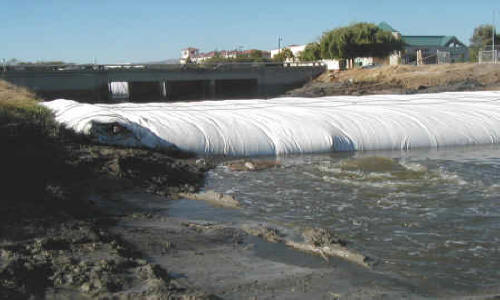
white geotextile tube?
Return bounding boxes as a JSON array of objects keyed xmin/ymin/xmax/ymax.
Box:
[{"xmin": 42, "ymin": 91, "xmax": 500, "ymax": 156}]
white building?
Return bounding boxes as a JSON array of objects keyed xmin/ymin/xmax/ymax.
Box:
[
  {"xmin": 270, "ymin": 44, "xmax": 306, "ymax": 61},
  {"xmin": 270, "ymin": 44, "xmax": 344, "ymax": 70},
  {"xmin": 180, "ymin": 47, "xmax": 199, "ymax": 64},
  {"xmin": 180, "ymin": 48, "xmax": 271, "ymax": 64},
  {"xmin": 320, "ymin": 59, "xmax": 344, "ymax": 70}
]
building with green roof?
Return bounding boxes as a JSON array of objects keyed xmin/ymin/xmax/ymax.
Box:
[
  {"xmin": 378, "ymin": 21, "xmax": 398, "ymax": 34},
  {"xmin": 378, "ymin": 22, "xmax": 468, "ymax": 64}
]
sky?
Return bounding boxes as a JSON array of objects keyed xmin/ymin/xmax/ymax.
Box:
[{"xmin": 1, "ymin": 0, "xmax": 499, "ymax": 64}]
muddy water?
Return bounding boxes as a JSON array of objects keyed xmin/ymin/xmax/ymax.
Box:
[{"xmin": 171, "ymin": 145, "xmax": 500, "ymax": 295}]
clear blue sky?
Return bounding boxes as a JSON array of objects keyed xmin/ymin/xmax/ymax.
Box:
[{"xmin": 1, "ymin": 0, "xmax": 499, "ymax": 64}]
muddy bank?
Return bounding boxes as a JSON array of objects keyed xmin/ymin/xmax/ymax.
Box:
[
  {"xmin": 110, "ymin": 198, "xmax": 418, "ymax": 299},
  {"xmin": 0, "ymin": 125, "xmax": 216, "ymax": 299},
  {"xmin": 0, "ymin": 131, "xmax": 419, "ymax": 299},
  {"xmin": 287, "ymin": 63, "xmax": 500, "ymax": 97},
  {"xmin": 0, "ymin": 219, "xmax": 206, "ymax": 299}
]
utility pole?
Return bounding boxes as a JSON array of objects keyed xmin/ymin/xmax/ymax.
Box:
[
  {"xmin": 493, "ymin": 11, "xmax": 495, "ymax": 51},
  {"xmin": 2, "ymin": 58, "xmax": 6, "ymax": 72},
  {"xmin": 494, "ymin": 10, "xmax": 497, "ymax": 63},
  {"xmin": 278, "ymin": 36, "xmax": 283, "ymax": 55}
]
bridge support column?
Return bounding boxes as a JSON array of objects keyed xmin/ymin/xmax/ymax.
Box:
[
  {"xmin": 208, "ymin": 80, "xmax": 216, "ymax": 99},
  {"xmin": 208, "ymin": 80, "xmax": 217, "ymax": 99},
  {"xmin": 161, "ymin": 81, "xmax": 167, "ymax": 100}
]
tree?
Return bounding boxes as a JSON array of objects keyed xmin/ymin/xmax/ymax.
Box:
[
  {"xmin": 298, "ymin": 42, "xmax": 321, "ymax": 61},
  {"xmin": 15, "ymin": 60, "xmax": 71, "ymax": 66},
  {"xmin": 320, "ymin": 23, "xmax": 403, "ymax": 61},
  {"xmin": 469, "ymin": 25, "xmax": 500, "ymax": 62},
  {"xmin": 204, "ymin": 51, "xmax": 232, "ymax": 63},
  {"xmin": 273, "ymin": 48, "xmax": 294, "ymax": 62},
  {"xmin": 235, "ymin": 50, "xmax": 271, "ymax": 62},
  {"xmin": 6, "ymin": 58, "xmax": 18, "ymax": 66}
]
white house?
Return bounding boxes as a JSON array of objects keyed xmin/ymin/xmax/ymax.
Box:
[
  {"xmin": 321, "ymin": 59, "xmax": 344, "ymax": 70},
  {"xmin": 180, "ymin": 48, "xmax": 271, "ymax": 64},
  {"xmin": 180, "ymin": 47, "xmax": 199, "ymax": 64},
  {"xmin": 270, "ymin": 44, "xmax": 306, "ymax": 61},
  {"xmin": 270, "ymin": 44, "xmax": 344, "ymax": 70}
]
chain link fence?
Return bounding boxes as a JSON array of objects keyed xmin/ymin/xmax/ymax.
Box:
[
  {"xmin": 479, "ymin": 50, "xmax": 499, "ymax": 63},
  {"xmin": 436, "ymin": 51, "xmax": 450, "ymax": 64}
]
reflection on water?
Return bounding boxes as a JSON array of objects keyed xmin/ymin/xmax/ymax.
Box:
[{"xmin": 200, "ymin": 145, "xmax": 500, "ymax": 294}]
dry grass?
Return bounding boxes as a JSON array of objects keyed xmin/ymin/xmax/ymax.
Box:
[
  {"xmin": 322, "ymin": 63, "xmax": 500, "ymax": 89},
  {"xmin": 0, "ymin": 80, "xmax": 39, "ymax": 108},
  {"xmin": 0, "ymin": 80, "xmax": 52, "ymax": 125}
]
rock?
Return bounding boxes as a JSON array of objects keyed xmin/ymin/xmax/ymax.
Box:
[
  {"xmin": 104, "ymin": 158, "xmax": 121, "ymax": 177},
  {"xmin": 178, "ymin": 190, "xmax": 239, "ymax": 208},
  {"xmin": 244, "ymin": 161, "xmax": 256, "ymax": 170},
  {"xmin": 243, "ymin": 225, "xmax": 372, "ymax": 268},
  {"xmin": 285, "ymin": 227, "xmax": 373, "ymax": 267},
  {"xmin": 195, "ymin": 158, "xmax": 207, "ymax": 166},
  {"xmin": 242, "ymin": 225, "xmax": 283, "ymax": 243},
  {"xmin": 0, "ymin": 249, "xmax": 11, "ymax": 259},
  {"xmin": 80, "ymin": 282, "xmax": 91, "ymax": 293},
  {"xmin": 136, "ymin": 264, "xmax": 168, "ymax": 281},
  {"xmin": 225, "ymin": 159, "xmax": 280, "ymax": 171},
  {"xmin": 302, "ymin": 228, "xmax": 346, "ymax": 247}
]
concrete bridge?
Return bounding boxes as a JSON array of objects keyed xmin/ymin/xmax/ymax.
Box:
[{"xmin": 0, "ymin": 63, "xmax": 325, "ymax": 102}]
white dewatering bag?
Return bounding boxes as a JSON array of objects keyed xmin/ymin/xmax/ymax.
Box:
[{"xmin": 42, "ymin": 91, "xmax": 500, "ymax": 156}]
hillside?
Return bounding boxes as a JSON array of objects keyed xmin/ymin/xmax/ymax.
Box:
[{"xmin": 288, "ymin": 63, "xmax": 500, "ymax": 97}]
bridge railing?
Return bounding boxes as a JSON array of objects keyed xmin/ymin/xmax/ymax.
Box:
[{"xmin": 1, "ymin": 61, "xmax": 326, "ymax": 73}]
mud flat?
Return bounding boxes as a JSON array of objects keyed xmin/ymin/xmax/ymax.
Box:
[{"xmin": 108, "ymin": 192, "xmax": 419, "ymax": 299}]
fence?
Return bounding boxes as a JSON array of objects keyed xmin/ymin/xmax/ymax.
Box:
[
  {"xmin": 402, "ymin": 52, "xmax": 444, "ymax": 65},
  {"xmin": 479, "ymin": 50, "xmax": 499, "ymax": 63},
  {"xmin": 1, "ymin": 61, "xmax": 326, "ymax": 73},
  {"xmin": 436, "ymin": 51, "xmax": 450, "ymax": 64}
]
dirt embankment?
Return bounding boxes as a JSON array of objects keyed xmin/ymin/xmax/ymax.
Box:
[
  {"xmin": 287, "ymin": 63, "xmax": 500, "ymax": 97},
  {"xmin": 0, "ymin": 79, "xmax": 217, "ymax": 299},
  {"xmin": 0, "ymin": 134, "xmax": 215, "ymax": 299}
]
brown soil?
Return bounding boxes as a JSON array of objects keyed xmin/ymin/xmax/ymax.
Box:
[
  {"xmin": 287, "ymin": 63, "xmax": 500, "ymax": 97},
  {"xmin": 0, "ymin": 131, "xmax": 215, "ymax": 299}
]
